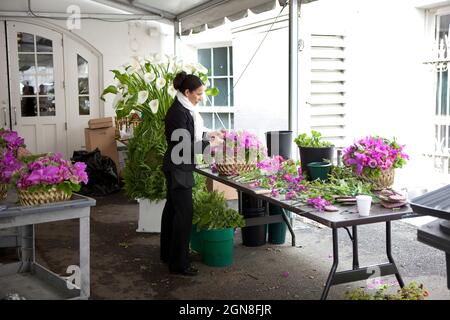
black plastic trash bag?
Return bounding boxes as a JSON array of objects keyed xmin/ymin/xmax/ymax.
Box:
[{"xmin": 72, "ymin": 148, "xmax": 121, "ymax": 196}]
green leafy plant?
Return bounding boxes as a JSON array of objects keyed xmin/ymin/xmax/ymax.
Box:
[
  {"xmin": 193, "ymin": 190, "xmax": 245, "ymax": 230},
  {"xmin": 193, "ymin": 172, "xmax": 207, "ymax": 197},
  {"xmin": 122, "ymin": 119, "xmax": 166, "ymax": 201},
  {"xmin": 345, "ymin": 282, "xmax": 429, "ymax": 300},
  {"xmin": 101, "ymin": 54, "xmax": 218, "ymax": 121},
  {"xmin": 294, "ymin": 130, "xmax": 334, "ymax": 148},
  {"xmin": 303, "ymin": 166, "xmax": 374, "ymax": 202}
]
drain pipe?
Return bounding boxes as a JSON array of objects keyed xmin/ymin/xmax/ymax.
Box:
[{"xmin": 288, "ymin": 0, "xmax": 300, "ymax": 228}]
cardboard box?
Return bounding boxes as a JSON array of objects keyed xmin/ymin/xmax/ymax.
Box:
[
  {"xmin": 84, "ymin": 127, "xmax": 120, "ymax": 175},
  {"xmin": 206, "ymin": 178, "xmax": 238, "ymax": 200},
  {"xmin": 88, "ymin": 117, "xmax": 113, "ymax": 129}
]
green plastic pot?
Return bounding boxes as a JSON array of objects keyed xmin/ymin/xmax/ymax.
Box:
[
  {"xmin": 307, "ymin": 162, "xmax": 332, "ymax": 181},
  {"xmin": 202, "ymin": 228, "xmax": 234, "ymax": 267}
]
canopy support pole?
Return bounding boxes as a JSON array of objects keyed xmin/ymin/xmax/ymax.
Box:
[
  {"xmin": 174, "ymin": 20, "xmax": 181, "ymax": 57},
  {"xmin": 289, "ymin": 0, "xmax": 299, "ymax": 157}
]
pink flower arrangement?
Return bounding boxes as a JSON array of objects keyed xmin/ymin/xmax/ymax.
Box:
[
  {"xmin": 0, "ymin": 149, "xmax": 22, "ymax": 184},
  {"xmin": 0, "ymin": 129, "xmax": 25, "ymax": 153},
  {"xmin": 212, "ymin": 130, "xmax": 267, "ymax": 164},
  {"xmin": 0, "ymin": 129, "xmax": 25, "ymax": 184},
  {"xmin": 342, "ymin": 136, "xmax": 409, "ymax": 178},
  {"xmin": 14, "ymin": 153, "xmax": 88, "ymax": 196}
]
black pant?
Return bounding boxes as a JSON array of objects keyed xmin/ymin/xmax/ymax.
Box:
[{"xmin": 160, "ymin": 170, "xmax": 194, "ymax": 272}]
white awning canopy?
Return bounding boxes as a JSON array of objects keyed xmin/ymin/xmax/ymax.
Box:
[
  {"xmin": 175, "ymin": 0, "xmax": 279, "ymax": 35},
  {"xmin": 97, "ymin": 0, "xmax": 283, "ymax": 34}
]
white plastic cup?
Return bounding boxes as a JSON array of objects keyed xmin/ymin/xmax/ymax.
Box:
[{"xmin": 356, "ymin": 195, "xmax": 372, "ymax": 217}]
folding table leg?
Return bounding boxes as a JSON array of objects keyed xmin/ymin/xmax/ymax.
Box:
[
  {"xmin": 386, "ymin": 221, "xmax": 404, "ymax": 288},
  {"xmin": 281, "ymin": 209, "xmax": 296, "ymax": 247},
  {"xmin": 321, "ymin": 228, "xmax": 339, "ymax": 300},
  {"xmin": 19, "ymin": 225, "xmax": 34, "ymax": 273},
  {"xmin": 80, "ymin": 216, "xmax": 90, "ymax": 299},
  {"xmin": 446, "ymin": 253, "xmax": 450, "ymax": 290},
  {"xmin": 238, "ymin": 191, "xmax": 243, "ymax": 214},
  {"xmin": 352, "ymin": 226, "xmax": 359, "ymax": 270}
]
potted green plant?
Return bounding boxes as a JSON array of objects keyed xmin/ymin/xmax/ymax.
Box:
[
  {"xmin": 294, "ymin": 130, "xmax": 334, "ymax": 179},
  {"xmin": 192, "ymin": 190, "xmax": 245, "ymax": 267},
  {"xmin": 102, "ymin": 54, "xmax": 218, "ymax": 233},
  {"xmin": 190, "ymin": 172, "xmax": 207, "ymax": 253}
]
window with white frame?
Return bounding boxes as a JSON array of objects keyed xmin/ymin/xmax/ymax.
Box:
[
  {"xmin": 430, "ymin": 13, "xmax": 450, "ymax": 174},
  {"xmin": 197, "ymin": 46, "xmax": 234, "ymax": 130}
]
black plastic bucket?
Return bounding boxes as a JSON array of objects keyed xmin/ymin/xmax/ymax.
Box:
[
  {"xmin": 241, "ymin": 193, "xmax": 264, "ymax": 210},
  {"xmin": 265, "ymin": 130, "xmax": 293, "ymax": 160},
  {"xmin": 242, "ymin": 208, "xmax": 267, "ymax": 247}
]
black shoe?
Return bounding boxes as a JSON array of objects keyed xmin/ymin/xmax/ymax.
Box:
[{"xmin": 170, "ymin": 266, "xmax": 199, "ymax": 276}]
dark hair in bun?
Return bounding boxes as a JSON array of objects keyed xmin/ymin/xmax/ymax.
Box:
[{"xmin": 173, "ymin": 71, "xmax": 203, "ymax": 94}]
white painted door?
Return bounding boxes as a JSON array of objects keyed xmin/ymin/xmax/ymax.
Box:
[
  {"xmin": 0, "ymin": 22, "xmax": 10, "ymax": 129},
  {"xmin": 7, "ymin": 21, "xmax": 67, "ymax": 157},
  {"xmin": 63, "ymin": 35, "xmax": 100, "ymax": 155}
]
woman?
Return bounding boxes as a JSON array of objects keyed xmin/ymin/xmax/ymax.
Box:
[{"xmin": 161, "ymin": 71, "xmax": 221, "ymax": 276}]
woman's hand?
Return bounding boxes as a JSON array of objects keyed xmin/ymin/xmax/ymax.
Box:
[{"xmin": 209, "ymin": 135, "xmax": 224, "ymax": 147}]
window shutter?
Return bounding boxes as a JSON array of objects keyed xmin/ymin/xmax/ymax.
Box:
[{"xmin": 308, "ymin": 33, "xmax": 346, "ymax": 147}]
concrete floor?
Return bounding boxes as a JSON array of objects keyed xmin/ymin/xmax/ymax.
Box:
[{"xmin": 2, "ymin": 190, "xmax": 450, "ymax": 300}]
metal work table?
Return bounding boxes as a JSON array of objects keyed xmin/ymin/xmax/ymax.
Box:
[
  {"xmin": 417, "ymin": 219, "xmax": 450, "ymax": 289},
  {"xmin": 195, "ymin": 168, "xmax": 418, "ymax": 300},
  {"xmin": 0, "ymin": 191, "xmax": 96, "ymax": 300}
]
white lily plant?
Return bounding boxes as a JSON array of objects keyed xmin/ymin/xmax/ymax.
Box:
[{"xmin": 102, "ymin": 53, "xmax": 217, "ymax": 122}]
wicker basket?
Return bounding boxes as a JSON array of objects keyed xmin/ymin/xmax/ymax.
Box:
[
  {"xmin": 18, "ymin": 187, "xmax": 70, "ymax": 206},
  {"xmin": 216, "ymin": 163, "xmax": 256, "ymax": 176},
  {"xmin": 0, "ymin": 184, "xmax": 6, "ymax": 201},
  {"xmin": 360, "ymin": 168, "xmax": 395, "ymax": 191}
]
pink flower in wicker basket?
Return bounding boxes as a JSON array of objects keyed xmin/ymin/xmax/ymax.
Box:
[
  {"xmin": 342, "ymin": 136, "xmax": 409, "ymax": 178},
  {"xmin": 215, "ymin": 130, "xmax": 267, "ymax": 165},
  {"xmin": 14, "ymin": 153, "xmax": 89, "ymax": 197}
]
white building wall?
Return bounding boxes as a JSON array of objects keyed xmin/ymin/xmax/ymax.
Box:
[
  {"xmin": 232, "ymin": 15, "xmax": 290, "ymax": 143},
  {"xmin": 231, "ymin": 0, "xmax": 432, "ymax": 149},
  {"xmin": 298, "ymin": 0, "xmax": 435, "ymax": 188}
]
